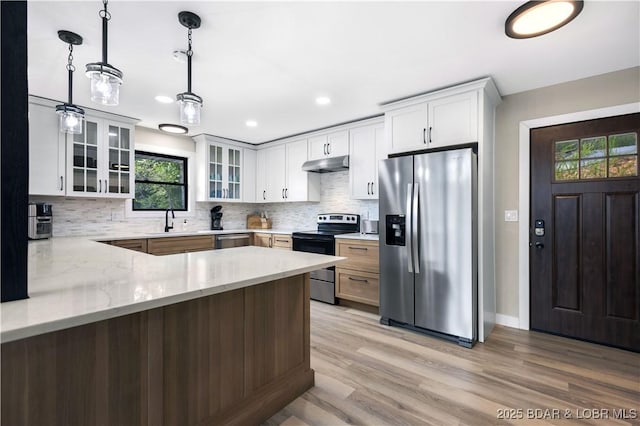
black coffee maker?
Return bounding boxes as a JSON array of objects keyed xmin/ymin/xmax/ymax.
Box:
[{"xmin": 211, "ymin": 205, "xmax": 223, "ymax": 230}]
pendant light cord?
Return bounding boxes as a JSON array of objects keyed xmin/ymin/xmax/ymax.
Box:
[
  {"xmin": 187, "ymin": 28, "xmax": 193, "ymax": 93},
  {"xmin": 67, "ymin": 44, "xmax": 75, "ymax": 104},
  {"xmin": 99, "ymin": 0, "xmax": 111, "ymax": 65}
]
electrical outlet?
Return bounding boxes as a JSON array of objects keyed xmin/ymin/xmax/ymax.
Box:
[{"xmin": 504, "ymin": 210, "xmax": 518, "ymax": 222}]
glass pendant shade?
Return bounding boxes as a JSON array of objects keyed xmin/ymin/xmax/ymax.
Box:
[
  {"xmin": 86, "ymin": 63, "xmax": 122, "ymax": 106},
  {"xmin": 56, "ymin": 104, "xmax": 85, "ymax": 134},
  {"xmin": 177, "ymin": 92, "xmax": 203, "ymax": 126}
]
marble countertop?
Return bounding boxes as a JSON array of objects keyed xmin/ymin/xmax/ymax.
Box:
[
  {"xmin": 1, "ymin": 238, "xmax": 343, "ymax": 343},
  {"xmin": 103, "ymin": 228, "xmax": 296, "ymax": 241},
  {"xmin": 335, "ymin": 233, "xmax": 379, "ymax": 241}
]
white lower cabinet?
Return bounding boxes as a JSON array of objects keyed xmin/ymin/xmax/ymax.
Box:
[
  {"xmin": 29, "ymin": 98, "xmax": 136, "ymax": 198},
  {"xmin": 349, "ymin": 123, "xmax": 385, "ymax": 199}
]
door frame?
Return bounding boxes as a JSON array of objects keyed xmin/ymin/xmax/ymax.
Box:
[{"xmin": 517, "ymin": 102, "xmax": 640, "ymax": 330}]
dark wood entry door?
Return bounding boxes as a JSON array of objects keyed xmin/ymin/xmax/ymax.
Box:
[{"xmin": 530, "ymin": 113, "xmax": 640, "ymax": 352}]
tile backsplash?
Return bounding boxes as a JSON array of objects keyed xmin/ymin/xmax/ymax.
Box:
[{"xmin": 30, "ymin": 171, "xmax": 378, "ymax": 237}]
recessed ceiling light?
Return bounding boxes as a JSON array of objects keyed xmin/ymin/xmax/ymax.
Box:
[
  {"xmin": 155, "ymin": 95, "xmax": 174, "ymax": 104},
  {"xmin": 245, "ymin": 120, "xmax": 258, "ymax": 127},
  {"xmin": 158, "ymin": 123, "xmax": 188, "ymax": 134},
  {"xmin": 505, "ymin": 0, "xmax": 584, "ymax": 39},
  {"xmin": 315, "ymin": 96, "xmax": 331, "ymax": 105}
]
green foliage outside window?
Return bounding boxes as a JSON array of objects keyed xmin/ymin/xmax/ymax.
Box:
[{"xmin": 133, "ymin": 152, "xmax": 187, "ymax": 210}]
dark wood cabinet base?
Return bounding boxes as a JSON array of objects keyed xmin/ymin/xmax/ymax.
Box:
[{"xmin": 1, "ymin": 274, "xmax": 313, "ymax": 426}]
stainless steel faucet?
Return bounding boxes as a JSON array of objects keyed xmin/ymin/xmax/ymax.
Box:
[{"xmin": 164, "ymin": 208, "xmax": 175, "ymax": 232}]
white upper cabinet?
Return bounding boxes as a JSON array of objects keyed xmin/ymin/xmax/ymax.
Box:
[
  {"xmin": 29, "ymin": 97, "xmax": 136, "ymax": 198},
  {"xmin": 194, "ymin": 136, "xmax": 249, "ymax": 202},
  {"xmin": 243, "ymin": 148, "xmax": 256, "ymax": 203},
  {"xmin": 349, "ymin": 123, "xmax": 385, "ymax": 200},
  {"xmin": 384, "ymin": 89, "xmax": 478, "ymax": 154},
  {"xmin": 308, "ymin": 130, "xmax": 349, "ymax": 160},
  {"xmin": 256, "ymin": 139, "xmax": 319, "ymax": 203},
  {"xmin": 29, "ymin": 103, "xmax": 66, "ymax": 196}
]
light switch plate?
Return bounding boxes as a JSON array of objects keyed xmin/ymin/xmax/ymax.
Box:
[{"xmin": 504, "ymin": 210, "xmax": 518, "ymax": 222}]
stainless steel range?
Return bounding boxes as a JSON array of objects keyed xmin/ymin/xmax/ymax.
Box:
[{"xmin": 292, "ymin": 214, "xmax": 360, "ymax": 304}]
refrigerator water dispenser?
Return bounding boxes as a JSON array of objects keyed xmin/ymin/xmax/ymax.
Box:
[{"xmin": 385, "ymin": 215, "xmax": 406, "ymax": 246}]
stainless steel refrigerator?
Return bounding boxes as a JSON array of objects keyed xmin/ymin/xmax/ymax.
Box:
[{"xmin": 379, "ymin": 147, "xmax": 477, "ymax": 348}]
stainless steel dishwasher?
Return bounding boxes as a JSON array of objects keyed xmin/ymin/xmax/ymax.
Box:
[{"xmin": 215, "ymin": 233, "xmax": 251, "ymax": 249}]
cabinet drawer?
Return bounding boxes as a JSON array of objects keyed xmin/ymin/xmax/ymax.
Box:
[
  {"xmin": 110, "ymin": 239, "xmax": 148, "ymax": 253},
  {"xmin": 147, "ymin": 235, "xmax": 214, "ymax": 255},
  {"xmin": 335, "ymin": 239, "xmax": 379, "ymax": 273},
  {"xmin": 272, "ymin": 234, "xmax": 292, "ymax": 250},
  {"xmin": 336, "ymin": 268, "xmax": 379, "ymax": 306}
]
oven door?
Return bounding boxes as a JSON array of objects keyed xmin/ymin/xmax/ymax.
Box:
[{"xmin": 292, "ymin": 235, "xmax": 336, "ymax": 304}]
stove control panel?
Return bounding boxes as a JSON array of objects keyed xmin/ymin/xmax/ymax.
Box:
[{"xmin": 317, "ymin": 214, "xmax": 359, "ymax": 224}]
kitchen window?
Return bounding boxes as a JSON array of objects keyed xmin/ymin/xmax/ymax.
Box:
[{"xmin": 133, "ymin": 151, "xmax": 188, "ymax": 211}]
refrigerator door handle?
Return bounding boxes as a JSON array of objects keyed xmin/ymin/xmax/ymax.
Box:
[
  {"xmin": 412, "ymin": 182, "xmax": 420, "ymax": 274},
  {"xmin": 406, "ymin": 183, "xmax": 414, "ymax": 273}
]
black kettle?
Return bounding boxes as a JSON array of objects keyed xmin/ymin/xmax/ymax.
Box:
[{"xmin": 210, "ymin": 205, "xmax": 223, "ymax": 230}]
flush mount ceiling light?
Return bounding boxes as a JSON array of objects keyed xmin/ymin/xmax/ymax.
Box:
[
  {"xmin": 154, "ymin": 95, "xmax": 174, "ymax": 104},
  {"xmin": 315, "ymin": 96, "xmax": 331, "ymax": 105},
  {"xmin": 176, "ymin": 11, "xmax": 203, "ymax": 126},
  {"xmin": 56, "ymin": 30, "xmax": 85, "ymax": 134},
  {"xmin": 159, "ymin": 123, "xmax": 188, "ymax": 134},
  {"xmin": 505, "ymin": 0, "xmax": 584, "ymax": 39},
  {"xmin": 86, "ymin": 0, "xmax": 123, "ymax": 105}
]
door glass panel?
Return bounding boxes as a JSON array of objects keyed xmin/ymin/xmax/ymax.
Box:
[
  {"xmin": 120, "ymin": 150, "xmax": 130, "ymax": 169},
  {"xmin": 609, "ymin": 132, "xmax": 637, "ymax": 156},
  {"xmin": 121, "ymin": 173, "xmax": 129, "ymax": 193},
  {"xmin": 86, "ymin": 121, "xmax": 98, "ymax": 145},
  {"xmin": 609, "ymin": 156, "xmax": 638, "ymax": 177},
  {"xmin": 73, "ymin": 144, "xmax": 85, "ymax": 167},
  {"xmin": 109, "ymin": 126, "xmax": 118, "ymax": 147},
  {"xmin": 555, "ymin": 161, "xmax": 578, "ymax": 180},
  {"xmin": 86, "ymin": 169, "xmax": 97, "ymax": 192},
  {"xmin": 121, "ymin": 128, "xmax": 130, "ymax": 149},
  {"xmin": 110, "ymin": 150, "xmax": 119, "ymax": 170},
  {"xmin": 73, "ymin": 168, "xmax": 84, "ymax": 191},
  {"xmin": 580, "ymin": 159, "xmax": 606, "ymax": 179},
  {"xmin": 87, "ymin": 146, "xmax": 98, "ymax": 169},
  {"xmin": 580, "ymin": 136, "xmax": 606, "ymax": 158},
  {"xmin": 109, "ymin": 172, "xmax": 119, "ymax": 193},
  {"xmin": 555, "ymin": 140, "xmax": 578, "ymax": 160}
]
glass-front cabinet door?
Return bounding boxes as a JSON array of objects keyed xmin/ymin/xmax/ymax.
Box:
[
  {"xmin": 206, "ymin": 143, "xmax": 242, "ymax": 200},
  {"xmin": 106, "ymin": 123, "xmax": 133, "ymax": 197},
  {"xmin": 68, "ymin": 119, "xmax": 101, "ymax": 195},
  {"xmin": 227, "ymin": 147, "xmax": 241, "ymax": 200}
]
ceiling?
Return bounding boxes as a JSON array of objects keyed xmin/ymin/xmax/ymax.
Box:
[{"xmin": 27, "ymin": 1, "xmax": 639, "ymax": 144}]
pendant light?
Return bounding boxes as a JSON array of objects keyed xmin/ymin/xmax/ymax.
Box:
[
  {"xmin": 505, "ymin": 0, "xmax": 584, "ymax": 39},
  {"xmin": 56, "ymin": 30, "xmax": 84, "ymax": 134},
  {"xmin": 85, "ymin": 0, "xmax": 123, "ymax": 105},
  {"xmin": 176, "ymin": 11, "xmax": 203, "ymax": 126}
]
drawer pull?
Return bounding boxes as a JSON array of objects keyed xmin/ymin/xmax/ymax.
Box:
[
  {"xmin": 348, "ymin": 246, "xmax": 368, "ymax": 250},
  {"xmin": 348, "ymin": 277, "xmax": 369, "ymax": 283},
  {"xmin": 275, "ymin": 239, "xmax": 289, "ymax": 243}
]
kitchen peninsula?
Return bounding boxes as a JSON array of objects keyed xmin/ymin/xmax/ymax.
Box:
[{"xmin": 1, "ymin": 238, "xmax": 343, "ymax": 426}]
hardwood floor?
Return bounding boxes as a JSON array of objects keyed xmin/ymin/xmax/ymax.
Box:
[{"xmin": 264, "ymin": 301, "xmax": 640, "ymax": 426}]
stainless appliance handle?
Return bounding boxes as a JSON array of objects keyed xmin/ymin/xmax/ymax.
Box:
[
  {"xmin": 412, "ymin": 182, "xmax": 420, "ymax": 274},
  {"xmin": 406, "ymin": 183, "xmax": 413, "ymax": 273}
]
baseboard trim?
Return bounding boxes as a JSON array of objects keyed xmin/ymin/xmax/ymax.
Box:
[{"xmin": 496, "ymin": 314, "xmax": 520, "ymax": 329}]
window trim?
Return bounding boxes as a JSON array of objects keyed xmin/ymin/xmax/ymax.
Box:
[
  {"xmin": 125, "ymin": 143, "xmax": 196, "ymax": 219},
  {"xmin": 133, "ymin": 150, "xmax": 189, "ymax": 211}
]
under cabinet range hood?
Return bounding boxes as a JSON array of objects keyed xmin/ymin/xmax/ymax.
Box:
[{"xmin": 302, "ymin": 155, "xmax": 349, "ymax": 173}]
